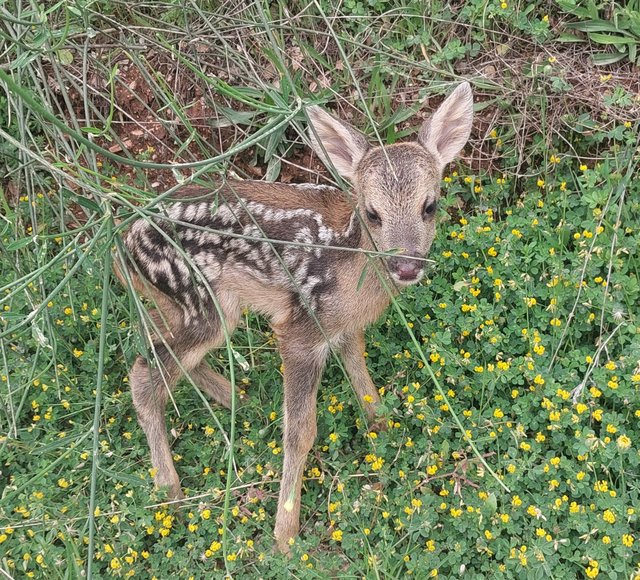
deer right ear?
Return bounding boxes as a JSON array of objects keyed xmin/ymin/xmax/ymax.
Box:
[
  {"xmin": 307, "ymin": 106, "xmax": 370, "ymax": 181},
  {"xmin": 418, "ymin": 82, "xmax": 474, "ymax": 169}
]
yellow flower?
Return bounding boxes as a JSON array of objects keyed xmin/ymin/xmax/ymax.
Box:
[
  {"xmin": 527, "ymin": 505, "xmax": 539, "ymax": 517},
  {"xmin": 585, "ymin": 560, "xmax": 599, "ymax": 578},
  {"xmin": 331, "ymin": 530, "xmax": 343, "ymax": 542},
  {"xmin": 617, "ymin": 434, "xmax": 631, "ymax": 450},
  {"xmin": 569, "ymin": 502, "xmax": 580, "ymax": 514},
  {"xmin": 622, "ymin": 534, "xmax": 634, "ymax": 547},
  {"xmin": 371, "ymin": 457, "xmax": 384, "ymax": 471},
  {"xmin": 603, "ymin": 509, "xmax": 616, "ymax": 524},
  {"xmin": 575, "ymin": 403, "xmax": 587, "ymax": 414}
]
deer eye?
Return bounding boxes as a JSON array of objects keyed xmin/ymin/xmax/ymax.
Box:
[
  {"xmin": 365, "ymin": 207, "xmax": 382, "ymax": 225},
  {"xmin": 422, "ymin": 199, "xmax": 437, "ymax": 219}
]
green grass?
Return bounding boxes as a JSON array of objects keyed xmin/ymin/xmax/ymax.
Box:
[{"xmin": 1, "ymin": 1, "xmax": 640, "ymax": 578}]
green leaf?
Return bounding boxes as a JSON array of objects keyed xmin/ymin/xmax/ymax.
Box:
[
  {"xmin": 56, "ymin": 48, "xmax": 73, "ymax": 65},
  {"xmin": 6, "ymin": 236, "xmax": 34, "ymax": 251},
  {"xmin": 592, "ymin": 52, "xmax": 628, "ymax": 65},
  {"xmin": 232, "ymin": 348, "xmax": 250, "ymax": 372},
  {"xmin": 356, "ymin": 260, "xmax": 370, "ymax": 291},
  {"xmin": 73, "ymin": 195, "xmax": 101, "ymax": 213},
  {"xmin": 588, "ymin": 32, "xmax": 635, "ymax": 45},
  {"xmin": 570, "ymin": 20, "xmax": 622, "ymax": 33}
]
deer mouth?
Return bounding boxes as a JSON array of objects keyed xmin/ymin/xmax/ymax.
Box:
[{"xmin": 387, "ymin": 254, "xmax": 425, "ymax": 285}]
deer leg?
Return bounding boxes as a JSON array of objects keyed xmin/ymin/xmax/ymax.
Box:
[
  {"xmin": 338, "ymin": 330, "xmax": 381, "ymax": 424},
  {"xmin": 187, "ymin": 362, "xmax": 234, "ymax": 409},
  {"xmin": 273, "ymin": 327, "xmax": 328, "ymax": 553},
  {"xmin": 130, "ymin": 345, "xmax": 188, "ymax": 500},
  {"xmin": 131, "ymin": 301, "xmax": 238, "ymax": 500}
]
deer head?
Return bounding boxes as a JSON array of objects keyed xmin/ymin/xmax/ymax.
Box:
[{"xmin": 307, "ymin": 82, "xmax": 474, "ymax": 285}]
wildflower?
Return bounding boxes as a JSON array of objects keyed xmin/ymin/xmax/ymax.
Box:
[
  {"xmin": 575, "ymin": 403, "xmax": 588, "ymax": 414},
  {"xmin": 622, "ymin": 534, "xmax": 634, "ymax": 547},
  {"xmin": 425, "ymin": 539, "xmax": 436, "ymax": 551},
  {"xmin": 371, "ymin": 457, "xmax": 384, "ymax": 471},
  {"xmin": 331, "ymin": 530, "xmax": 343, "ymax": 542},
  {"xmin": 585, "ymin": 560, "xmax": 599, "ymax": 578},
  {"xmin": 603, "ymin": 509, "xmax": 616, "ymax": 524},
  {"xmin": 569, "ymin": 502, "xmax": 580, "ymax": 514},
  {"xmin": 617, "ymin": 434, "xmax": 631, "ymax": 450}
]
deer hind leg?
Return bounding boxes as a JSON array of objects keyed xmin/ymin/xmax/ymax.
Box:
[
  {"xmin": 273, "ymin": 323, "xmax": 328, "ymax": 553},
  {"xmin": 131, "ymin": 296, "xmax": 240, "ymax": 500},
  {"xmin": 187, "ymin": 362, "xmax": 233, "ymax": 409},
  {"xmin": 130, "ymin": 345, "xmax": 186, "ymax": 500}
]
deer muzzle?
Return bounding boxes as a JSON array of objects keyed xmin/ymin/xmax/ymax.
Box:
[{"xmin": 387, "ymin": 252, "xmax": 424, "ymax": 284}]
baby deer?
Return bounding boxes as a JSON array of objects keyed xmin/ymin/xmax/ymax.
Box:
[{"xmin": 119, "ymin": 82, "xmax": 473, "ymax": 552}]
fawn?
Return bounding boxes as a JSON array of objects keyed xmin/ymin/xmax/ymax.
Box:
[{"xmin": 118, "ymin": 82, "xmax": 473, "ymax": 552}]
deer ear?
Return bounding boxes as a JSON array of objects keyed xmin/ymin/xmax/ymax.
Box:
[
  {"xmin": 307, "ymin": 106, "xmax": 370, "ymax": 181},
  {"xmin": 418, "ymin": 82, "xmax": 474, "ymax": 168}
]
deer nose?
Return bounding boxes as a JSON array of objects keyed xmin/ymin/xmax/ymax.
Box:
[{"xmin": 388, "ymin": 253, "xmax": 423, "ymax": 282}]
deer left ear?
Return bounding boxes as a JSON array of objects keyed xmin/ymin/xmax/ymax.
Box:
[
  {"xmin": 418, "ymin": 82, "xmax": 474, "ymax": 168},
  {"xmin": 307, "ymin": 106, "xmax": 370, "ymax": 181}
]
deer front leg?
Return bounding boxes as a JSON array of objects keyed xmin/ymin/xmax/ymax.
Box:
[
  {"xmin": 274, "ymin": 329, "xmax": 327, "ymax": 553},
  {"xmin": 339, "ymin": 330, "xmax": 382, "ymax": 424}
]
